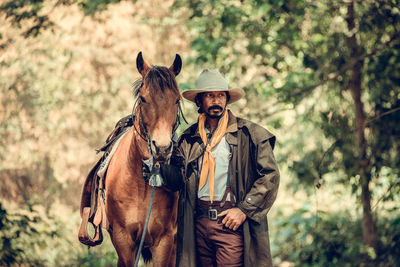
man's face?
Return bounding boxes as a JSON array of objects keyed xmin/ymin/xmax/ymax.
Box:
[{"xmin": 200, "ymin": 91, "xmax": 228, "ymax": 118}]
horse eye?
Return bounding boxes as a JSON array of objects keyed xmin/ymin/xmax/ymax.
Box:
[
  {"xmin": 175, "ymin": 99, "xmax": 180, "ymax": 105},
  {"xmin": 140, "ymin": 96, "xmax": 147, "ymax": 103}
]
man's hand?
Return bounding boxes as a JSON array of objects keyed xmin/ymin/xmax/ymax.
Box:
[{"xmin": 217, "ymin": 208, "xmax": 246, "ymax": 231}]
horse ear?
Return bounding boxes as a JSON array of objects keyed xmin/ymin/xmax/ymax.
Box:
[
  {"xmin": 136, "ymin": 51, "xmax": 150, "ymax": 76},
  {"xmin": 169, "ymin": 54, "xmax": 182, "ymax": 76}
]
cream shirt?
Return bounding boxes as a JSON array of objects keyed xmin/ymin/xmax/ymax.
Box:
[{"xmin": 198, "ymin": 130, "xmax": 232, "ymax": 201}]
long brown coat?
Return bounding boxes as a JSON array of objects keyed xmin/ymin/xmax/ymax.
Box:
[{"xmin": 166, "ymin": 110, "xmax": 280, "ymax": 267}]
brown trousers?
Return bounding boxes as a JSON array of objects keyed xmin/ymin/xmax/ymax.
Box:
[{"xmin": 195, "ymin": 217, "xmax": 244, "ymax": 267}]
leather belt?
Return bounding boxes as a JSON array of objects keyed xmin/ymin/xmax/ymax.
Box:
[
  {"xmin": 196, "ymin": 174, "xmax": 236, "ymax": 220},
  {"xmin": 196, "ymin": 200, "xmax": 234, "ymax": 221}
]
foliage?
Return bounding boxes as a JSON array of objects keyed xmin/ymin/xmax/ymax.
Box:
[
  {"xmin": 0, "ymin": 0, "xmax": 130, "ymax": 37},
  {"xmin": 272, "ymin": 203, "xmax": 400, "ymax": 267},
  {"xmin": 0, "ymin": 0, "xmax": 53, "ymax": 37},
  {"xmin": 1, "ymin": 0, "xmax": 400, "ymax": 265},
  {"xmin": 0, "ymin": 202, "xmax": 59, "ymax": 265},
  {"xmin": 70, "ymin": 246, "xmax": 118, "ymax": 267},
  {"xmin": 0, "ymin": 201, "xmax": 119, "ymax": 266}
]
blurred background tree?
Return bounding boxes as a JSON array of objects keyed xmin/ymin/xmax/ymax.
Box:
[{"xmin": 1, "ymin": 0, "xmax": 399, "ymax": 266}]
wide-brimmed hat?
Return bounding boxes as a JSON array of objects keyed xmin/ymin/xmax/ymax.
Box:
[{"xmin": 182, "ymin": 69, "xmax": 244, "ymax": 104}]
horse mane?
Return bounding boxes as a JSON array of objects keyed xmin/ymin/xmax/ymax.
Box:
[{"xmin": 132, "ymin": 66, "xmax": 179, "ymax": 97}]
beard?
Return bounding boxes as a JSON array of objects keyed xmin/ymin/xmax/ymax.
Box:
[
  {"xmin": 208, "ymin": 113, "xmax": 222, "ymax": 119},
  {"xmin": 206, "ymin": 105, "xmax": 224, "ymax": 118}
]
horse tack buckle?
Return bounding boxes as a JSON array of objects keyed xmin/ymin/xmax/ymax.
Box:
[{"xmin": 208, "ymin": 208, "xmax": 218, "ymax": 220}]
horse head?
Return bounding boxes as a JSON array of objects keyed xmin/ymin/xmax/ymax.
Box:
[{"xmin": 135, "ymin": 52, "xmax": 182, "ymax": 162}]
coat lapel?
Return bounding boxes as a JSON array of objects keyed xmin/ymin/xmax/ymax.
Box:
[
  {"xmin": 186, "ymin": 125, "xmax": 204, "ymax": 164},
  {"xmin": 226, "ymin": 110, "xmax": 238, "ymax": 145}
]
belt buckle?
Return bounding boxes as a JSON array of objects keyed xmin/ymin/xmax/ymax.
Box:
[{"xmin": 208, "ymin": 208, "xmax": 218, "ymax": 220}]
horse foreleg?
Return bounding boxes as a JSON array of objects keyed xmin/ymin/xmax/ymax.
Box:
[
  {"xmin": 110, "ymin": 225, "xmax": 138, "ymax": 267},
  {"xmin": 150, "ymin": 232, "xmax": 177, "ymax": 267}
]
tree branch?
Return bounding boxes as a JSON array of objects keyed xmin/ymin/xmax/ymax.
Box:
[
  {"xmin": 286, "ymin": 33, "xmax": 400, "ymax": 101},
  {"xmin": 372, "ymin": 179, "xmax": 400, "ymax": 211},
  {"xmin": 316, "ymin": 106, "xmax": 400, "ymax": 186}
]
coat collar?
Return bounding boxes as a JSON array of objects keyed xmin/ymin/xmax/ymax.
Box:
[
  {"xmin": 226, "ymin": 110, "xmax": 238, "ymax": 132},
  {"xmin": 226, "ymin": 110, "xmax": 238, "ymax": 145}
]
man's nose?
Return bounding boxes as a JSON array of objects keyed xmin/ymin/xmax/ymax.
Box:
[{"xmin": 212, "ymin": 97, "xmax": 221, "ymax": 104}]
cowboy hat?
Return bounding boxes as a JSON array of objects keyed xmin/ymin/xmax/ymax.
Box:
[{"xmin": 182, "ymin": 69, "xmax": 244, "ymax": 104}]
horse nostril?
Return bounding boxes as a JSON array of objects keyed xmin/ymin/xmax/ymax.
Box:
[{"xmin": 151, "ymin": 140, "xmax": 159, "ymax": 154}]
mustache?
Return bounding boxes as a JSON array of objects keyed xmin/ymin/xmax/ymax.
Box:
[{"xmin": 207, "ymin": 105, "xmax": 223, "ymax": 112}]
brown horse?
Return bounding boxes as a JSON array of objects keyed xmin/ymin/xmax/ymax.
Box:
[{"xmin": 105, "ymin": 52, "xmax": 181, "ymax": 266}]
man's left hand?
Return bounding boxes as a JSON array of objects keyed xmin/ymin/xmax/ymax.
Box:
[{"xmin": 218, "ymin": 208, "xmax": 246, "ymax": 231}]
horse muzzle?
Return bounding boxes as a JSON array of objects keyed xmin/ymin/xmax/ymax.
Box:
[{"xmin": 150, "ymin": 140, "xmax": 173, "ymax": 162}]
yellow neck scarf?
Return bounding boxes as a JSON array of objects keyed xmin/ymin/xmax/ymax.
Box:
[{"xmin": 198, "ymin": 111, "xmax": 229, "ymax": 203}]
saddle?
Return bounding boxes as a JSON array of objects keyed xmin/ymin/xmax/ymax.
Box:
[{"xmin": 78, "ymin": 115, "xmax": 133, "ymax": 246}]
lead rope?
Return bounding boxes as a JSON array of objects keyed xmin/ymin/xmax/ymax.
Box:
[
  {"xmin": 134, "ymin": 162, "xmax": 160, "ymax": 267},
  {"xmin": 134, "ymin": 176, "xmax": 156, "ymax": 267}
]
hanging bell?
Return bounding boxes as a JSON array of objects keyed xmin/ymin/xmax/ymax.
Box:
[
  {"xmin": 142, "ymin": 157, "xmax": 153, "ymax": 181},
  {"xmin": 149, "ymin": 162, "xmax": 163, "ymax": 187}
]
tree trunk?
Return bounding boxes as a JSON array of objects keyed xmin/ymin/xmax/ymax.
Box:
[{"xmin": 345, "ymin": 0, "xmax": 378, "ymax": 262}]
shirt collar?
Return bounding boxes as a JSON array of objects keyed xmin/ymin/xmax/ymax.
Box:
[
  {"xmin": 193, "ymin": 109, "xmax": 238, "ymax": 137},
  {"xmin": 191, "ymin": 109, "xmax": 238, "ymax": 145}
]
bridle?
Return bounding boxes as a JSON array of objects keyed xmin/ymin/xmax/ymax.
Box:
[{"xmin": 130, "ymin": 82, "xmax": 187, "ymax": 159}]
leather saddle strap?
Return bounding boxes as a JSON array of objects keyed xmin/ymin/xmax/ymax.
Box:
[{"xmin": 93, "ymin": 170, "xmax": 109, "ymax": 229}]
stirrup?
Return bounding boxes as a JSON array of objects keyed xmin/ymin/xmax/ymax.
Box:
[{"xmin": 78, "ymin": 207, "xmax": 103, "ymax": 246}]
